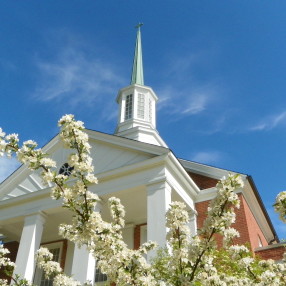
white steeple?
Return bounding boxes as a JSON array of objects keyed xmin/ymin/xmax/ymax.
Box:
[{"xmin": 114, "ymin": 24, "xmax": 167, "ymax": 147}]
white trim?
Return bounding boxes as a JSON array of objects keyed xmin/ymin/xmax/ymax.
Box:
[
  {"xmin": 116, "ymin": 84, "xmax": 158, "ymax": 102},
  {"xmin": 18, "ymin": 184, "xmax": 35, "ymax": 193},
  {"xmin": 255, "ymin": 242, "xmax": 285, "ymax": 252},
  {"xmin": 140, "ymin": 224, "xmax": 147, "ymax": 246},
  {"xmin": 87, "ymin": 129, "xmax": 168, "ymax": 155},
  {"xmin": 179, "ymin": 158, "xmax": 247, "ymax": 180},
  {"xmin": 29, "ymin": 174, "xmax": 44, "ymax": 190}
]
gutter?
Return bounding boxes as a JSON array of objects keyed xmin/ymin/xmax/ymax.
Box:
[{"xmin": 247, "ymin": 175, "xmax": 280, "ymax": 244}]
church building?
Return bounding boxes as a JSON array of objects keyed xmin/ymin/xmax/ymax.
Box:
[{"xmin": 0, "ymin": 26, "xmax": 285, "ymax": 285}]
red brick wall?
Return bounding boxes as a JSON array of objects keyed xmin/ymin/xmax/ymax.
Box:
[
  {"xmin": 0, "ymin": 241, "xmax": 19, "ymax": 282},
  {"xmin": 196, "ymin": 200, "xmax": 225, "ymax": 248},
  {"xmin": 134, "ymin": 225, "xmax": 141, "ymax": 250},
  {"xmin": 255, "ymin": 245, "xmax": 285, "ymax": 261},
  {"xmin": 188, "ymin": 172, "xmax": 218, "ymax": 190},
  {"xmin": 196, "ymin": 194, "xmax": 269, "ymax": 252},
  {"xmin": 133, "ymin": 223, "xmax": 146, "ymax": 250},
  {"xmin": 239, "ymin": 194, "xmax": 268, "ymax": 251}
]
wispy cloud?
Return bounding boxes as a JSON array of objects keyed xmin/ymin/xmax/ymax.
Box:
[
  {"xmin": 190, "ymin": 151, "xmax": 223, "ymax": 165},
  {"xmin": 250, "ymin": 111, "xmax": 286, "ymax": 131},
  {"xmin": 155, "ymin": 46, "xmax": 223, "ymax": 121},
  {"xmin": 33, "ymin": 48, "xmax": 124, "ymax": 107},
  {"xmin": 0, "ymin": 157, "xmax": 20, "ymax": 183},
  {"xmin": 157, "ymin": 84, "xmax": 216, "ymax": 118},
  {"xmin": 182, "ymin": 93, "xmax": 208, "ymax": 115},
  {"xmin": 30, "ymin": 28, "xmax": 126, "ymax": 124}
]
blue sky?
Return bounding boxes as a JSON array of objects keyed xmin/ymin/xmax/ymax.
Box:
[{"xmin": 0, "ymin": 1, "xmax": 286, "ymax": 238}]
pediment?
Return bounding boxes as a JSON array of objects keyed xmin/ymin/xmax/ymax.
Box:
[
  {"xmin": 0, "ymin": 172, "xmax": 49, "ymax": 201},
  {"xmin": 0, "ymin": 131, "xmax": 163, "ymax": 202},
  {"xmin": 52, "ymin": 138, "xmax": 156, "ymax": 175}
]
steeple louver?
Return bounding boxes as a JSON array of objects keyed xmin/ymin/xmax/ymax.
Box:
[{"xmin": 114, "ymin": 24, "xmax": 167, "ymax": 148}]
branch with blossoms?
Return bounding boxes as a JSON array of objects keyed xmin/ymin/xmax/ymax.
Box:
[
  {"xmin": 0, "ymin": 115, "xmax": 158, "ymax": 286},
  {"xmin": 0, "ymin": 115, "xmax": 286, "ymax": 286},
  {"xmin": 36, "ymin": 247, "xmax": 84, "ymax": 286},
  {"xmin": 152, "ymin": 174, "xmax": 244, "ymax": 285},
  {"xmin": 153, "ymin": 175, "xmax": 286, "ymax": 285},
  {"xmin": 274, "ymin": 191, "xmax": 286, "ymax": 223},
  {"xmin": 190, "ymin": 175, "xmax": 242, "ymax": 280}
]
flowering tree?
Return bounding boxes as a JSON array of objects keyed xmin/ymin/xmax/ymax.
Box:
[
  {"xmin": 0, "ymin": 115, "xmax": 285, "ymax": 286},
  {"xmin": 274, "ymin": 191, "xmax": 286, "ymax": 223}
]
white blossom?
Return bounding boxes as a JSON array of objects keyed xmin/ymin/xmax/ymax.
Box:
[
  {"xmin": 0, "ymin": 117, "xmax": 285, "ymax": 286},
  {"xmin": 274, "ymin": 191, "xmax": 286, "ymax": 222}
]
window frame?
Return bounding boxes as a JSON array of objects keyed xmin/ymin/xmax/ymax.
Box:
[
  {"xmin": 124, "ymin": 94, "xmax": 133, "ymax": 120},
  {"xmin": 33, "ymin": 240, "xmax": 67, "ymax": 286}
]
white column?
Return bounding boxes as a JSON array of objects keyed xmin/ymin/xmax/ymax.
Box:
[
  {"xmin": 71, "ymin": 245, "xmax": 96, "ymax": 284},
  {"xmin": 188, "ymin": 210, "xmax": 198, "ymax": 236},
  {"xmin": 71, "ymin": 202, "xmax": 102, "ymax": 284},
  {"xmin": 13, "ymin": 212, "xmax": 46, "ymax": 283},
  {"xmin": 146, "ymin": 180, "xmax": 171, "ymax": 258}
]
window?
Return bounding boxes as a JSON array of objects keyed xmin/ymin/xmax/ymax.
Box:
[
  {"xmin": 125, "ymin": 94, "xmax": 133, "ymax": 120},
  {"xmin": 137, "ymin": 93, "xmax": 145, "ymax": 119},
  {"xmin": 39, "ymin": 248, "xmax": 60, "ymax": 286},
  {"xmin": 59, "ymin": 163, "xmax": 74, "ymax": 176},
  {"xmin": 94, "ymin": 265, "xmax": 108, "ymax": 284},
  {"xmin": 33, "ymin": 241, "xmax": 65, "ymax": 286},
  {"xmin": 258, "ymin": 235, "xmax": 263, "ymax": 247}
]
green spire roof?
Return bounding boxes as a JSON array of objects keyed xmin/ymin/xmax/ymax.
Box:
[{"xmin": 131, "ymin": 23, "xmax": 144, "ymax": 85}]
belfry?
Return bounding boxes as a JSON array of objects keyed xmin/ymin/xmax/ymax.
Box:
[{"xmin": 114, "ymin": 24, "xmax": 167, "ymax": 147}]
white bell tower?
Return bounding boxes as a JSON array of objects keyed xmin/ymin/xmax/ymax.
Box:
[{"xmin": 114, "ymin": 24, "xmax": 167, "ymax": 148}]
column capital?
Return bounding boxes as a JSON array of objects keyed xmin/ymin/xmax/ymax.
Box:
[
  {"xmin": 146, "ymin": 178, "xmax": 172, "ymax": 194},
  {"xmin": 24, "ymin": 211, "xmax": 47, "ymax": 225}
]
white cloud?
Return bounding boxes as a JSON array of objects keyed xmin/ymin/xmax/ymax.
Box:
[
  {"xmin": 32, "ymin": 46, "xmax": 125, "ymax": 109},
  {"xmin": 31, "ymin": 32, "xmax": 222, "ymax": 126},
  {"xmin": 191, "ymin": 151, "xmax": 223, "ymax": 165},
  {"xmin": 155, "ymin": 46, "xmax": 222, "ymax": 120},
  {"xmin": 0, "ymin": 157, "xmax": 20, "ymax": 183},
  {"xmin": 250, "ymin": 111, "xmax": 286, "ymax": 131},
  {"xmin": 181, "ymin": 94, "xmax": 208, "ymax": 115},
  {"xmin": 157, "ymin": 85, "xmax": 215, "ymax": 118}
]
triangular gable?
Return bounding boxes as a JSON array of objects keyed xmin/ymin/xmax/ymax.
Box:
[
  {"xmin": 0, "ymin": 172, "xmax": 48, "ymax": 201},
  {"xmin": 52, "ymin": 138, "xmax": 156, "ymax": 175},
  {"xmin": 0, "ymin": 130, "xmax": 167, "ymax": 202},
  {"xmin": 187, "ymin": 171, "xmax": 218, "ymax": 190},
  {"xmin": 179, "ymin": 158, "xmax": 244, "ymax": 181}
]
